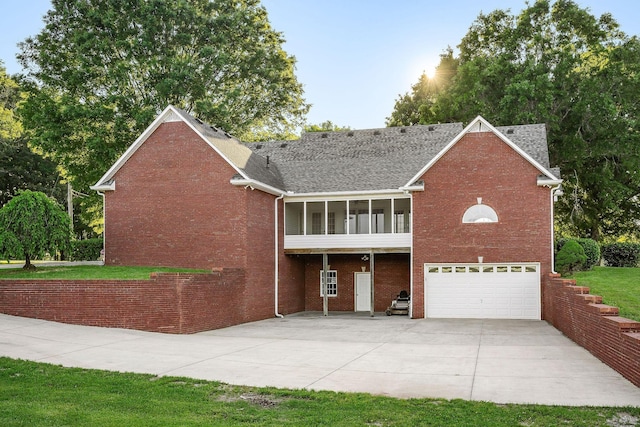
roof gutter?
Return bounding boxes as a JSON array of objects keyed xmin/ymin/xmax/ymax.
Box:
[
  {"xmin": 89, "ymin": 182, "xmax": 116, "ymax": 192},
  {"xmin": 284, "ymin": 188, "xmax": 409, "ymax": 199},
  {"xmin": 537, "ymin": 178, "xmax": 563, "ymax": 187},
  {"xmin": 399, "ymin": 181, "xmax": 425, "ymax": 193},
  {"xmin": 230, "ymin": 178, "xmax": 286, "ymax": 196}
]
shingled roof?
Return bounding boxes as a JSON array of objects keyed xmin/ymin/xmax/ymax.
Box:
[
  {"xmin": 243, "ymin": 121, "xmax": 556, "ymax": 194},
  {"xmin": 92, "ymin": 106, "xmax": 559, "ymax": 195}
]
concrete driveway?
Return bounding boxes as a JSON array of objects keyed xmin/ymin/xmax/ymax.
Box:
[{"xmin": 1, "ymin": 312, "xmax": 639, "ymax": 407}]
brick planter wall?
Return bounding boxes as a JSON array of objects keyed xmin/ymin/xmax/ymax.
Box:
[
  {"xmin": 0, "ymin": 269, "xmax": 285, "ymax": 334},
  {"xmin": 543, "ymin": 273, "xmax": 640, "ymax": 387}
]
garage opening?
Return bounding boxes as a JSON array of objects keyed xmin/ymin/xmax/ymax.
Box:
[{"xmin": 424, "ymin": 263, "xmax": 540, "ymax": 320}]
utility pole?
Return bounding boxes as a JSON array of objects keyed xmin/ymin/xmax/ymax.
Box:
[{"xmin": 67, "ymin": 182, "xmax": 74, "ymax": 234}]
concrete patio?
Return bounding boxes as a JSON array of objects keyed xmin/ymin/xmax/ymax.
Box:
[{"xmin": 1, "ymin": 312, "xmax": 639, "ymax": 406}]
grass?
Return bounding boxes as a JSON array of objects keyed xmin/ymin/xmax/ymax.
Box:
[
  {"xmin": 1, "ymin": 358, "xmax": 638, "ymax": 426},
  {"xmin": 571, "ymin": 266, "xmax": 640, "ymax": 322},
  {"xmin": 0, "ymin": 265, "xmax": 209, "ymax": 280}
]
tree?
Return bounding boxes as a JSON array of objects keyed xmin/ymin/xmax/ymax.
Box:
[
  {"xmin": 0, "ymin": 62, "xmax": 23, "ymax": 140},
  {"xmin": 389, "ymin": 0, "xmax": 640, "ymax": 240},
  {"xmin": 304, "ymin": 121, "xmax": 351, "ymax": 133},
  {"xmin": 386, "ymin": 47, "xmax": 458, "ymax": 126},
  {"xmin": 17, "ymin": 0, "xmax": 309, "ymax": 222},
  {"xmin": 0, "ymin": 190, "xmax": 71, "ymax": 269},
  {"xmin": 0, "ymin": 137, "xmax": 65, "ymax": 207},
  {"xmin": 0, "ymin": 63, "xmax": 65, "ymax": 209}
]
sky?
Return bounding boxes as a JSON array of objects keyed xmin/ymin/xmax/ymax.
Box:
[{"xmin": 1, "ymin": 0, "xmax": 639, "ymax": 130}]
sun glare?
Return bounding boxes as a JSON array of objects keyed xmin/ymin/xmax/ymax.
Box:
[{"xmin": 425, "ymin": 66, "xmax": 437, "ymax": 80}]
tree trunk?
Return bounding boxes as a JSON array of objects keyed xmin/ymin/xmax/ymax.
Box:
[{"xmin": 22, "ymin": 253, "xmax": 36, "ymax": 271}]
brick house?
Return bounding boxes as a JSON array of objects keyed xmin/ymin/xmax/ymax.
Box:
[{"xmin": 91, "ymin": 105, "xmax": 562, "ymax": 321}]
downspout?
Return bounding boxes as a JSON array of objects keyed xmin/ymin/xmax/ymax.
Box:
[
  {"xmin": 97, "ymin": 191, "xmax": 106, "ymax": 264},
  {"xmin": 408, "ymin": 193, "xmax": 414, "ymax": 318},
  {"xmin": 274, "ymin": 194, "xmax": 285, "ymax": 318},
  {"xmin": 550, "ymin": 184, "xmax": 562, "ymax": 274}
]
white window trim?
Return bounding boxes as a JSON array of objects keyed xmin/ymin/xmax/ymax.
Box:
[{"xmin": 320, "ymin": 270, "xmax": 338, "ymax": 297}]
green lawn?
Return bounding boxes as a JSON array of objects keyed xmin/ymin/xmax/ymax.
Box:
[
  {"xmin": 571, "ymin": 267, "xmax": 640, "ymax": 322},
  {"xmin": 0, "ymin": 265, "xmax": 208, "ymax": 280},
  {"xmin": 0, "ymin": 358, "xmax": 637, "ymax": 427}
]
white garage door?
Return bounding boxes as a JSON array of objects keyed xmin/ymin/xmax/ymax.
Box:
[{"xmin": 424, "ymin": 263, "xmax": 540, "ymax": 320}]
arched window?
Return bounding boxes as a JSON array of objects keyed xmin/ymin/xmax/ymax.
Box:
[{"xmin": 463, "ymin": 198, "xmax": 498, "ymax": 223}]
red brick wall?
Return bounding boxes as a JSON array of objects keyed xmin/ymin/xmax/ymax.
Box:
[
  {"xmin": 304, "ymin": 254, "xmax": 410, "ymax": 312},
  {"xmin": 0, "ymin": 271, "xmax": 289, "ymax": 334},
  {"xmin": 412, "ymin": 132, "xmax": 553, "ymax": 318},
  {"xmin": 100, "ymin": 120, "xmax": 306, "ymax": 321},
  {"xmin": 544, "ymin": 274, "xmax": 640, "ymax": 387},
  {"xmin": 104, "ymin": 121, "xmax": 251, "ymax": 270},
  {"xmin": 276, "ymin": 199, "xmax": 306, "ymax": 315}
]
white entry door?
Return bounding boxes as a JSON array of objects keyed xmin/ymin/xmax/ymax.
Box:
[{"xmin": 354, "ymin": 272, "xmax": 371, "ymax": 312}]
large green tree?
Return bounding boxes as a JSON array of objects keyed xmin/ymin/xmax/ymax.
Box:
[
  {"xmin": 388, "ymin": 0, "xmax": 640, "ymax": 240},
  {"xmin": 0, "ymin": 137, "xmax": 65, "ymax": 207},
  {"xmin": 386, "ymin": 47, "xmax": 458, "ymax": 127},
  {"xmin": 0, "ymin": 61, "xmax": 23, "ymax": 140},
  {"xmin": 17, "ymin": 0, "xmax": 308, "ymax": 215},
  {"xmin": 0, "ymin": 63, "xmax": 65, "ymax": 209},
  {"xmin": 0, "ymin": 190, "xmax": 71, "ymax": 269}
]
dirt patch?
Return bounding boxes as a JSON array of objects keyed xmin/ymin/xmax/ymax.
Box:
[
  {"xmin": 607, "ymin": 413, "xmax": 640, "ymax": 427},
  {"xmin": 217, "ymin": 387, "xmax": 284, "ymax": 409}
]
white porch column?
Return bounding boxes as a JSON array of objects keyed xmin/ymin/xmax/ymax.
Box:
[{"xmin": 369, "ymin": 251, "xmax": 375, "ymax": 317}]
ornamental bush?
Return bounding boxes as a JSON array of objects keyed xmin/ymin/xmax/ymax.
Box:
[
  {"xmin": 556, "ymin": 238, "xmax": 600, "ymax": 270},
  {"xmin": 601, "ymin": 242, "xmax": 640, "ymax": 267},
  {"xmin": 71, "ymin": 238, "xmax": 103, "ymax": 261},
  {"xmin": 555, "ymin": 240, "xmax": 586, "ymax": 275}
]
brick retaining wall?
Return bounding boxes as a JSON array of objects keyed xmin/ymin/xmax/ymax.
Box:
[
  {"xmin": 0, "ymin": 269, "xmax": 277, "ymax": 334},
  {"xmin": 543, "ymin": 273, "xmax": 640, "ymax": 387}
]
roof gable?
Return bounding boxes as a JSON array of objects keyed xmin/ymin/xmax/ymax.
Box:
[
  {"xmin": 92, "ymin": 105, "xmax": 285, "ymax": 193},
  {"xmin": 403, "ymin": 116, "xmax": 559, "ymax": 187}
]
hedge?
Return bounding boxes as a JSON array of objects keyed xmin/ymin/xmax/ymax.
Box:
[
  {"xmin": 601, "ymin": 242, "xmax": 640, "ymax": 267},
  {"xmin": 70, "ymin": 238, "xmax": 103, "ymax": 261}
]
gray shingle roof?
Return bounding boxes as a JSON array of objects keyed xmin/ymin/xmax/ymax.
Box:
[
  {"xmin": 246, "ymin": 124, "xmax": 464, "ymax": 193},
  {"xmin": 494, "ymin": 123, "xmax": 551, "ymax": 170},
  {"xmin": 179, "ymin": 109, "xmax": 555, "ymax": 194}
]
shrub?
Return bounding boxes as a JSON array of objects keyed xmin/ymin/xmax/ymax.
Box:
[
  {"xmin": 71, "ymin": 238, "xmax": 103, "ymax": 261},
  {"xmin": 575, "ymin": 238, "xmax": 600, "ymax": 269},
  {"xmin": 556, "ymin": 238, "xmax": 600, "ymax": 270},
  {"xmin": 601, "ymin": 242, "xmax": 640, "ymax": 267},
  {"xmin": 555, "ymin": 240, "xmax": 586, "ymax": 275}
]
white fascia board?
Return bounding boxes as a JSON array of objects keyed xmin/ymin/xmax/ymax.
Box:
[
  {"xmin": 283, "ymin": 189, "xmax": 407, "ymax": 201},
  {"xmin": 537, "ymin": 178, "xmax": 563, "ymax": 187},
  {"xmin": 92, "ymin": 105, "xmax": 251, "ymax": 189},
  {"xmin": 399, "ymin": 182, "xmax": 425, "ymax": 192},
  {"xmin": 230, "ymin": 178, "xmax": 285, "ymax": 196},
  {"xmin": 403, "ymin": 115, "xmax": 560, "ymax": 187},
  {"xmin": 89, "ymin": 182, "xmax": 115, "ymax": 192}
]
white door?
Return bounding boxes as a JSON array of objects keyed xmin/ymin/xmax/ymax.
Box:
[
  {"xmin": 424, "ymin": 263, "xmax": 540, "ymax": 320},
  {"xmin": 354, "ymin": 272, "xmax": 371, "ymax": 312}
]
